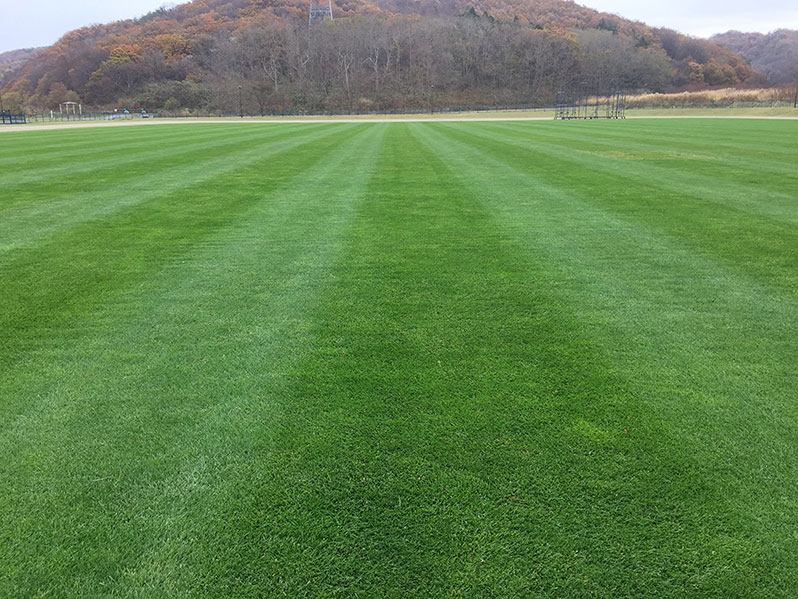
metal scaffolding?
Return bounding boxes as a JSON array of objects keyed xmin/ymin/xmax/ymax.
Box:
[
  {"xmin": 556, "ymin": 84, "xmax": 626, "ymax": 120},
  {"xmin": 309, "ymin": 0, "xmax": 333, "ymax": 23}
]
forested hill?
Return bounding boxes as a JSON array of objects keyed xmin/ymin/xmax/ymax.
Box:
[
  {"xmin": 0, "ymin": 48, "xmax": 39, "ymax": 75},
  {"xmin": 711, "ymin": 30, "xmax": 798, "ymax": 84},
  {"xmin": 0, "ymin": 0, "xmax": 759, "ymax": 114}
]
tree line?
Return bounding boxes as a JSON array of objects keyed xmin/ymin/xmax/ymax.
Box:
[
  {"xmin": 711, "ymin": 29, "xmax": 798, "ymax": 85},
  {"xmin": 1, "ymin": 8, "xmax": 758, "ymax": 115},
  {"xmin": 198, "ymin": 16, "xmax": 677, "ymax": 115}
]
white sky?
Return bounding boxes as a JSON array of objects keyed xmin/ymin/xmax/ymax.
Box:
[
  {"xmin": 1, "ymin": 1, "xmax": 162, "ymax": 54},
  {"xmin": 1, "ymin": 1, "xmax": 797, "ymax": 54},
  {"xmin": 583, "ymin": 0, "xmax": 798, "ymax": 38}
]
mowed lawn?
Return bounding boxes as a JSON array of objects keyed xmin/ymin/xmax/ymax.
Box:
[{"xmin": 1, "ymin": 119, "xmax": 796, "ymax": 598}]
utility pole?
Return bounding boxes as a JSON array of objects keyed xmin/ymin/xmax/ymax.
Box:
[
  {"xmin": 309, "ymin": 0, "xmax": 333, "ymax": 24},
  {"xmin": 238, "ymin": 85, "xmax": 243, "ymax": 118},
  {"xmin": 793, "ymin": 81, "xmax": 797, "ymax": 109}
]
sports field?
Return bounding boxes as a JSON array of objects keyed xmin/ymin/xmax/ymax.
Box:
[{"xmin": 1, "ymin": 120, "xmax": 796, "ymax": 597}]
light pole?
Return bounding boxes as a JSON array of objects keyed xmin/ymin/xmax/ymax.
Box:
[{"xmin": 238, "ymin": 85, "xmax": 243, "ymax": 118}]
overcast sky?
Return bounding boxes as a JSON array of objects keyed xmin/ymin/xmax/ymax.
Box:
[
  {"xmin": 584, "ymin": 0, "xmax": 798, "ymax": 38},
  {"xmin": 1, "ymin": 1, "xmax": 797, "ymax": 54}
]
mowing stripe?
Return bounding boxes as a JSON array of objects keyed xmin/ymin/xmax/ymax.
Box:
[
  {"xmin": 0, "ymin": 124, "xmax": 364, "ymax": 378},
  {"xmin": 507, "ymin": 119, "xmax": 798, "ymax": 161},
  {"xmin": 1, "ymin": 124, "xmax": 388, "ymax": 596},
  {"xmin": 0, "ymin": 124, "xmax": 309, "ymax": 187},
  {"xmin": 492, "ymin": 121, "xmax": 798, "ymax": 178},
  {"xmin": 1, "ymin": 121, "xmax": 795, "ymax": 598},
  {"xmin": 0, "ymin": 123, "xmax": 330, "ymax": 215},
  {"xmin": 441, "ymin": 121, "xmax": 798, "ymax": 224},
  {"xmin": 431, "ymin": 122, "xmax": 798, "ymax": 295},
  {"xmin": 413, "ymin": 122, "xmax": 797, "ymax": 585},
  {"xmin": 0, "ymin": 124, "xmax": 351, "ymax": 253}
]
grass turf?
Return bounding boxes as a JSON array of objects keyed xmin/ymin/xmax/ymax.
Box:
[{"xmin": 1, "ymin": 119, "xmax": 796, "ymax": 597}]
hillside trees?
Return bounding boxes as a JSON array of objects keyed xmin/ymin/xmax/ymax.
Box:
[
  {"xmin": 655, "ymin": 28, "xmax": 753, "ymax": 86},
  {"xmin": 181, "ymin": 15, "xmax": 718, "ymax": 114},
  {"xmin": 576, "ymin": 30, "xmax": 672, "ymax": 92},
  {"xmin": 0, "ymin": 0, "xmax": 765, "ymax": 114},
  {"xmin": 712, "ymin": 30, "xmax": 798, "ymax": 84}
]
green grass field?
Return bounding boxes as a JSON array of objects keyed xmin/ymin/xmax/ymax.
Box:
[{"xmin": 1, "ymin": 119, "xmax": 796, "ymax": 597}]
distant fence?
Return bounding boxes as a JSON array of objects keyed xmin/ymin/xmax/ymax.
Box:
[
  {"xmin": 628, "ymin": 100, "xmax": 796, "ymax": 110},
  {"xmin": 1, "ymin": 112, "xmax": 26, "ymax": 124},
  {"xmin": 625, "ymin": 86, "xmax": 798, "ymax": 110},
  {"xmin": 11, "ymin": 98, "xmax": 794, "ymax": 125},
  {"xmin": 149, "ymin": 105, "xmax": 555, "ymax": 119},
  {"xmin": 17, "ymin": 106, "xmax": 554, "ymax": 123},
  {"xmin": 25, "ymin": 112, "xmax": 139, "ymax": 123}
]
